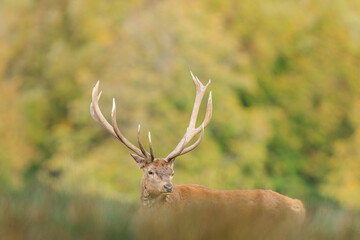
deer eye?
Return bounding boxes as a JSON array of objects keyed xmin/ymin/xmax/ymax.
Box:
[{"xmin": 148, "ymin": 170, "xmax": 154, "ymax": 175}]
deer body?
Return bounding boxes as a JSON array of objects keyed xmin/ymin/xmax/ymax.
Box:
[
  {"xmin": 160, "ymin": 185, "xmax": 304, "ymax": 214},
  {"xmin": 138, "ymin": 158, "xmax": 305, "ymax": 223},
  {"xmin": 90, "ymin": 72, "xmax": 305, "ymax": 231}
]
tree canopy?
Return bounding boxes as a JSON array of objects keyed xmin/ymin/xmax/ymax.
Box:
[{"xmin": 1, "ymin": 0, "xmax": 360, "ymax": 209}]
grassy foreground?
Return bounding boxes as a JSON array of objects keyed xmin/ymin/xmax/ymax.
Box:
[{"xmin": 1, "ymin": 184, "xmax": 359, "ymax": 240}]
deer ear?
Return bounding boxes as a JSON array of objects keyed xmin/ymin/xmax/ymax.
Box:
[{"xmin": 130, "ymin": 153, "xmax": 146, "ymax": 168}]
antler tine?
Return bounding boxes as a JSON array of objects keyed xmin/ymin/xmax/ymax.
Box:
[
  {"xmin": 148, "ymin": 132, "xmax": 155, "ymax": 161},
  {"xmin": 195, "ymin": 91, "xmax": 212, "ymax": 132},
  {"xmin": 189, "ymin": 71, "xmax": 211, "ymax": 128},
  {"xmin": 90, "ymin": 81, "xmax": 118, "ymax": 139},
  {"xmin": 179, "ymin": 124, "xmax": 205, "ymax": 156},
  {"xmin": 90, "ymin": 90, "xmax": 102, "ymax": 123},
  {"xmin": 165, "ymin": 72, "xmax": 212, "ymax": 161},
  {"xmin": 111, "ymin": 98, "xmax": 145, "ymax": 157},
  {"xmin": 138, "ymin": 125, "xmax": 151, "ymax": 159}
]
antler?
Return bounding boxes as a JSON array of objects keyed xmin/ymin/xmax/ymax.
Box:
[
  {"xmin": 165, "ymin": 72, "xmax": 212, "ymax": 161},
  {"xmin": 90, "ymin": 81, "xmax": 152, "ymax": 161},
  {"xmin": 90, "ymin": 72, "xmax": 212, "ymax": 163}
]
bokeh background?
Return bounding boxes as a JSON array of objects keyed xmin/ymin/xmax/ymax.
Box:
[{"xmin": 1, "ymin": 0, "xmax": 360, "ymax": 239}]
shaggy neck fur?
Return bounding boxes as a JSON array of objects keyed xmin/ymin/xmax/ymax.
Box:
[{"xmin": 140, "ymin": 176, "xmax": 171, "ymax": 208}]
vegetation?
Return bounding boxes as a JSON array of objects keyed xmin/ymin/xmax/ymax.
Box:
[{"xmin": 1, "ymin": 0, "xmax": 360, "ymax": 238}]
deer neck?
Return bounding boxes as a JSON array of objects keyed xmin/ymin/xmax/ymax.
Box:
[{"xmin": 140, "ymin": 177, "xmax": 169, "ymax": 208}]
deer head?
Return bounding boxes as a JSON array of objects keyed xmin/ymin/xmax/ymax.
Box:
[{"xmin": 90, "ymin": 72, "xmax": 212, "ymax": 197}]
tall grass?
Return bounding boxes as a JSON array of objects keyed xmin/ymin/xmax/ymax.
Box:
[
  {"xmin": 1, "ymin": 184, "xmax": 359, "ymax": 240},
  {"xmin": 0, "ymin": 184, "xmax": 135, "ymax": 240}
]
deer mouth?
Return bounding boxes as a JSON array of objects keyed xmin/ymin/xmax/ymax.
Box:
[
  {"xmin": 161, "ymin": 189, "xmax": 173, "ymax": 194},
  {"xmin": 160, "ymin": 189, "xmax": 173, "ymax": 195},
  {"xmin": 162, "ymin": 192, "xmax": 173, "ymax": 195}
]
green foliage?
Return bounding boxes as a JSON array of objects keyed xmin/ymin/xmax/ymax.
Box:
[{"xmin": 0, "ymin": 0, "xmax": 360, "ymax": 213}]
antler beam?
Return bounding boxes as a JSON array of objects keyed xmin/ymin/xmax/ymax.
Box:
[
  {"xmin": 90, "ymin": 81, "xmax": 152, "ymax": 160},
  {"xmin": 165, "ymin": 72, "xmax": 212, "ymax": 161}
]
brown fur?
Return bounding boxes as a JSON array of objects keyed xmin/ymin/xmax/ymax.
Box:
[
  {"xmin": 139, "ymin": 158, "xmax": 305, "ymax": 224},
  {"xmin": 136, "ymin": 159, "xmax": 305, "ymax": 240}
]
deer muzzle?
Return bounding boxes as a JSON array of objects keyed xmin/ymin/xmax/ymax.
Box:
[{"xmin": 163, "ymin": 184, "xmax": 173, "ymax": 193}]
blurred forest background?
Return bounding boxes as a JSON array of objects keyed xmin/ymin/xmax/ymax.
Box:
[{"xmin": 1, "ymin": 0, "xmax": 360, "ymax": 239}]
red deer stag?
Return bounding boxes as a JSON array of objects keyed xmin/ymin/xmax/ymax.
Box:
[{"xmin": 90, "ymin": 72, "xmax": 305, "ymax": 232}]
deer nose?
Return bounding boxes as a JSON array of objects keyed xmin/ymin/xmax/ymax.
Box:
[{"xmin": 164, "ymin": 184, "xmax": 173, "ymax": 193}]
